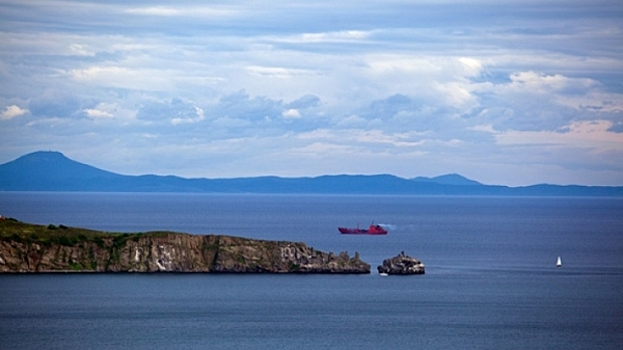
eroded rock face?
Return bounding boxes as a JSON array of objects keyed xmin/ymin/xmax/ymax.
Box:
[
  {"xmin": 0, "ymin": 221, "xmax": 370, "ymax": 274},
  {"xmin": 377, "ymin": 252, "xmax": 425, "ymax": 275}
]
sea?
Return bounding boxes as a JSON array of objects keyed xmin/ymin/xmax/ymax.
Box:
[{"xmin": 0, "ymin": 192, "xmax": 622, "ymax": 350}]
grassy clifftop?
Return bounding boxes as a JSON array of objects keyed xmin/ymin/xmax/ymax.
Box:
[
  {"xmin": 0, "ymin": 218, "xmax": 370, "ymax": 274},
  {"xmin": 0, "ymin": 217, "xmax": 168, "ymax": 250}
]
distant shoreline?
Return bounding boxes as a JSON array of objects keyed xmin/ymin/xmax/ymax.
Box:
[{"xmin": 1, "ymin": 151, "xmax": 622, "ymax": 196}]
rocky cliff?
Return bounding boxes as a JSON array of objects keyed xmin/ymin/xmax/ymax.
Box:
[{"xmin": 0, "ymin": 219, "xmax": 370, "ymax": 274}]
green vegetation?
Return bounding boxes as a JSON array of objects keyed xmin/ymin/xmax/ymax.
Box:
[
  {"xmin": 93, "ymin": 236, "xmax": 105, "ymax": 248},
  {"xmin": 0, "ymin": 219, "xmax": 180, "ymax": 247},
  {"xmin": 1, "ymin": 219, "xmax": 112, "ymax": 246},
  {"xmin": 112, "ymin": 233, "xmax": 131, "ymax": 249},
  {"xmin": 68, "ymin": 261, "xmax": 83, "ymax": 271},
  {"xmin": 1, "ymin": 220, "xmax": 195, "ymax": 272},
  {"xmin": 110, "ymin": 247, "xmax": 121, "ymax": 264},
  {"xmin": 289, "ymin": 262, "xmax": 301, "ymax": 272}
]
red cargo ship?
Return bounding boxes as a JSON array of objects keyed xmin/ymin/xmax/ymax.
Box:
[{"xmin": 338, "ymin": 223, "xmax": 387, "ymax": 235}]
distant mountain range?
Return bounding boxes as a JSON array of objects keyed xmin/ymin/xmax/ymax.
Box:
[{"xmin": 0, "ymin": 151, "xmax": 622, "ymax": 196}]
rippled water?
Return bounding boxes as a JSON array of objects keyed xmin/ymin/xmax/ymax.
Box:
[{"xmin": 1, "ymin": 193, "xmax": 622, "ymax": 349}]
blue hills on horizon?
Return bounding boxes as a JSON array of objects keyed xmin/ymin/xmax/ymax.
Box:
[{"xmin": 0, "ymin": 151, "xmax": 621, "ymax": 196}]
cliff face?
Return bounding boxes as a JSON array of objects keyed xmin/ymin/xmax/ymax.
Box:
[{"xmin": 0, "ymin": 220, "xmax": 370, "ymax": 274}]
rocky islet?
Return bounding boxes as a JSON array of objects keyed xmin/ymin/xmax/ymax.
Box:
[{"xmin": 377, "ymin": 251, "xmax": 426, "ymax": 275}]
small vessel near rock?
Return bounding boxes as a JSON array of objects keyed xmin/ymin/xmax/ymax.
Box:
[
  {"xmin": 338, "ymin": 223, "xmax": 387, "ymax": 235},
  {"xmin": 377, "ymin": 251, "xmax": 425, "ymax": 275}
]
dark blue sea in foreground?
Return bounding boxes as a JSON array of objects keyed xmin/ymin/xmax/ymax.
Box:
[{"xmin": 1, "ymin": 193, "xmax": 622, "ymax": 349}]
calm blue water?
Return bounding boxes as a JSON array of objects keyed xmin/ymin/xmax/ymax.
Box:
[{"xmin": 1, "ymin": 193, "xmax": 622, "ymax": 349}]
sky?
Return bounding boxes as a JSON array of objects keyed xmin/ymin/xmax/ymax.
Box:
[{"xmin": 1, "ymin": 0, "xmax": 622, "ymax": 186}]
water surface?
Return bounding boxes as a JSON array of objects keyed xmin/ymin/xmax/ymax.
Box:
[{"xmin": 1, "ymin": 193, "xmax": 622, "ymax": 349}]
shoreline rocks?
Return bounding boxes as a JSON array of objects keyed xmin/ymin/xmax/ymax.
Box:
[{"xmin": 377, "ymin": 252, "xmax": 425, "ymax": 275}]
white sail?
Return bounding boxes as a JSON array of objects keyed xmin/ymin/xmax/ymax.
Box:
[{"xmin": 556, "ymin": 256, "xmax": 562, "ymax": 267}]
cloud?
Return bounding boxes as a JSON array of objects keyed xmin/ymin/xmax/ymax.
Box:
[
  {"xmin": 366, "ymin": 94, "xmax": 414, "ymax": 120},
  {"xmin": 28, "ymin": 92, "xmax": 83, "ymax": 119},
  {"xmin": 69, "ymin": 66, "xmax": 180, "ymax": 92},
  {"xmin": 281, "ymin": 94, "xmax": 321, "ymax": 121},
  {"xmin": 361, "ymin": 55, "xmax": 484, "ymax": 111},
  {"xmin": 204, "ymin": 91, "xmax": 328, "ymax": 135},
  {"xmin": 458, "ymin": 57, "xmax": 483, "ymax": 77},
  {"xmin": 136, "ymin": 98, "xmax": 204, "ymax": 125},
  {"xmin": 271, "ymin": 30, "xmax": 372, "ymax": 44},
  {"xmin": 282, "ymin": 109, "xmax": 301, "ymax": 119},
  {"xmin": 84, "ymin": 108, "xmax": 113, "ymax": 119},
  {"xmin": 83, "ymin": 103, "xmax": 119, "ymax": 119},
  {"xmin": 494, "ymin": 120, "xmax": 623, "ymax": 150},
  {"xmin": 69, "ymin": 44, "xmax": 95, "ymax": 57},
  {"xmin": 245, "ymin": 66, "xmax": 316, "ymax": 79},
  {"xmin": 0, "ymin": 105, "xmax": 28, "ymax": 120},
  {"xmin": 473, "ymin": 71, "xmax": 623, "ymax": 132},
  {"xmin": 213, "ymin": 90, "xmax": 282, "ymax": 122},
  {"xmin": 124, "ymin": 6, "xmax": 187, "ymax": 16},
  {"xmin": 285, "ymin": 94, "xmax": 321, "ymax": 110},
  {"xmin": 506, "ymin": 71, "xmax": 598, "ymax": 95},
  {"xmin": 124, "ymin": 5, "xmax": 236, "ymax": 18},
  {"xmin": 1, "ymin": 0, "xmax": 623, "ymax": 185}
]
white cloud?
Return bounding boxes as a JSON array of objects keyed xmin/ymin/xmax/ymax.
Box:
[
  {"xmin": 125, "ymin": 6, "xmax": 184, "ymax": 16},
  {"xmin": 359, "ymin": 55, "xmax": 485, "ymax": 110},
  {"xmin": 458, "ymin": 57, "xmax": 484, "ymax": 77},
  {"xmin": 84, "ymin": 109, "xmax": 113, "ymax": 119},
  {"xmin": 272, "ymin": 30, "xmax": 372, "ymax": 44},
  {"xmin": 298, "ymin": 128, "xmax": 428, "ymax": 149},
  {"xmin": 282, "ymin": 109, "xmax": 301, "ymax": 119},
  {"xmin": 0, "ymin": 105, "xmax": 28, "ymax": 120},
  {"xmin": 69, "ymin": 66, "xmax": 165, "ymax": 91},
  {"xmin": 365, "ymin": 55, "xmax": 443, "ymax": 76},
  {"xmin": 172, "ymin": 107, "xmax": 205, "ymax": 125},
  {"xmin": 495, "ymin": 120, "xmax": 623, "ymax": 151},
  {"xmin": 471, "ymin": 70, "xmax": 623, "ymax": 133},
  {"xmin": 125, "ymin": 6, "xmax": 236, "ymax": 17},
  {"xmin": 69, "ymin": 44, "xmax": 95, "ymax": 57},
  {"xmin": 434, "ymin": 81, "xmax": 478, "ymax": 110},
  {"xmin": 245, "ymin": 66, "xmax": 316, "ymax": 79},
  {"xmin": 507, "ymin": 71, "xmax": 597, "ymax": 94},
  {"xmin": 83, "ymin": 103, "xmax": 115, "ymax": 119}
]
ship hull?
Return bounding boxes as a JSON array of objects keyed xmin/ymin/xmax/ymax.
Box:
[{"xmin": 338, "ymin": 225, "xmax": 387, "ymax": 235}]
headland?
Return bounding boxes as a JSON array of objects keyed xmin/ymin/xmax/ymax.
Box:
[{"xmin": 0, "ymin": 218, "xmax": 370, "ymax": 274}]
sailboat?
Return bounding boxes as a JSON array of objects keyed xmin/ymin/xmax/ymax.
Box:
[{"xmin": 556, "ymin": 256, "xmax": 562, "ymax": 268}]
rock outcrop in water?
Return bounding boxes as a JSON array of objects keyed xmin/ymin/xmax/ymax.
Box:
[
  {"xmin": 377, "ymin": 252, "xmax": 425, "ymax": 275},
  {"xmin": 0, "ymin": 219, "xmax": 370, "ymax": 274}
]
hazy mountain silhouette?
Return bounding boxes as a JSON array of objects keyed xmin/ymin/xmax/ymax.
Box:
[
  {"xmin": 412, "ymin": 174, "xmax": 482, "ymax": 186},
  {"xmin": 0, "ymin": 151, "xmax": 621, "ymax": 196}
]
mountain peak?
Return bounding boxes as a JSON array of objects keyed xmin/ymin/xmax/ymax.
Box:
[
  {"xmin": 16, "ymin": 150, "xmax": 69, "ymax": 162},
  {"xmin": 0, "ymin": 151, "xmax": 121, "ymax": 191},
  {"xmin": 411, "ymin": 173, "xmax": 482, "ymax": 186}
]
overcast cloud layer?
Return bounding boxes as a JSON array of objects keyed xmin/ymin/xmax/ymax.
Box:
[{"xmin": 1, "ymin": 0, "xmax": 622, "ymax": 186}]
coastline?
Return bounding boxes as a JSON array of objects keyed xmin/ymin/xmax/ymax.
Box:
[{"xmin": 0, "ymin": 219, "xmax": 370, "ymax": 274}]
